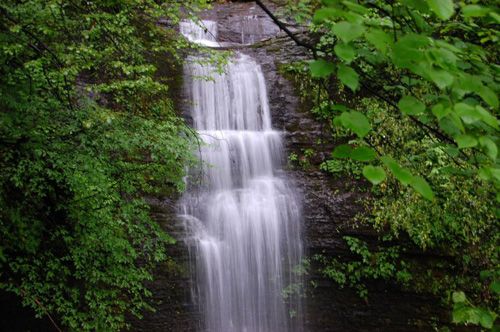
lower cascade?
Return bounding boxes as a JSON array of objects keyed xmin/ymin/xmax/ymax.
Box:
[{"xmin": 179, "ymin": 20, "xmax": 303, "ymax": 332}]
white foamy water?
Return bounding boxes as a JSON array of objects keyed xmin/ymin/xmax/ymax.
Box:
[
  {"xmin": 180, "ymin": 20, "xmax": 219, "ymax": 47},
  {"xmin": 179, "ymin": 20, "xmax": 303, "ymax": 332}
]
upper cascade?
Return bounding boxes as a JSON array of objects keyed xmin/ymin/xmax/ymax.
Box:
[
  {"xmin": 240, "ymin": 15, "xmax": 265, "ymax": 45},
  {"xmin": 180, "ymin": 17, "xmax": 280, "ymax": 47},
  {"xmin": 180, "ymin": 20, "xmax": 219, "ymax": 47},
  {"xmin": 184, "ymin": 53, "xmax": 272, "ymax": 131}
]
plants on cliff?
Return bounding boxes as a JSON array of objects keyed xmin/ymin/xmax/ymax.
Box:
[
  {"xmin": 316, "ymin": 237, "xmax": 411, "ymax": 300},
  {"xmin": 280, "ymin": 0, "xmax": 499, "ymax": 329},
  {"xmin": 289, "ymin": 148, "xmax": 316, "ymax": 170},
  {"xmin": 452, "ymin": 290, "xmax": 498, "ymax": 329},
  {"xmin": 0, "ymin": 0, "xmax": 209, "ymax": 330}
]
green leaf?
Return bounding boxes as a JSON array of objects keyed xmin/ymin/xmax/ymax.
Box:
[
  {"xmin": 341, "ymin": 1, "xmax": 369, "ymax": 14},
  {"xmin": 455, "ymin": 134, "xmax": 478, "ymax": 149},
  {"xmin": 462, "ymin": 5, "xmax": 489, "ymax": 17},
  {"xmin": 468, "ymin": 308, "xmax": 482, "ymax": 325},
  {"xmin": 332, "ymin": 21, "xmax": 364, "ymax": 43},
  {"xmin": 475, "ymin": 106, "xmax": 499, "ymax": 129},
  {"xmin": 490, "ymin": 280, "xmax": 500, "ymax": 294},
  {"xmin": 398, "ymin": 96, "xmax": 426, "ymax": 115},
  {"xmin": 478, "ymin": 167, "xmax": 494, "ymax": 181},
  {"xmin": 392, "ymin": 34, "xmax": 429, "ymax": 68},
  {"xmin": 332, "ymin": 115, "xmax": 343, "ymax": 127},
  {"xmin": 331, "ymin": 104, "xmax": 350, "ymax": 112},
  {"xmin": 426, "ymin": 0, "xmax": 455, "ymax": 20},
  {"xmin": 381, "ymin": 156, "xmax": 413, "ymax": 185},
  {"xmin": 478, "ymin": 309, "xmax": 495, "ymax": 329},
  {"xmin": 479, "ymin": 137, "xmax": 498, "ymax": 160},
  {"xmin": 490, "ymin": 168, "xmax": 500, "ymax": 181},
  {"xmin": 399, "ymin": 0, "xmax": 430, "ymax": 13},
  {"xmin": 455, "ymin": 103, "xmax": 480, "ymax": 124},
  {"xmin": 449, "ymin": 113, "xmax": 465, "ymax": 133},
  {"xmin": 351, "ymin": 146, "xmax": 376, "ymax": 162},
  {"xmin": 431, "ymin": 104, "xmax": 450, "ymax": 119},
  {"xmin": 334, "ymin": 43, "xmax": 356, "ymax": 63},
  {"xmin": 309, "ymin": 59, "xmax": 335, "ymax": 78},
  {"xmin": 480, "ymin": 270, "xmax": 493, "ymax": 280},
  {"xmin": 445, "ymin": 145, "xmax": 460, "ymax": 157},
  {"xmin": 365, "ymin": 29, "xmax": 393, "ymax": 55},
  {"xmin": 439, "ymin": 114, "xmax": 464, "ymax": 137},
  {"xmin": 453, "ymin": 305, "xmax": 469, "ymax": 324},
  {"xmin": 337, "ymin": 64, "xmax": 359, "ymax": 91},
  {"xmin": 478, "ymin": 86, "xmax": 499, "ymax": 109},
  {"xmin": 456, "ymin": 74, "xmax": 483, "ymax": 92},
  {"xmin": 362, "ymin": 166, "xmax": 386, "ymax": 185},
  {"xmin": 332, "ymin": 144, "xmax": 352, "ymax": 158},
  {"xmin": 452, "ymin": 291, "xmax": 466, "ymax": 303},
  {"xmin": 490, "ymin": 11, "xmax": 500, "ymax": 23},
  {"xmin": 429, "ymin": 69, "xmax": 454, "ymax": 89},
  {"xmin": 410, "ymin": 176, "xmax": 434, "ymax": 200},
  {"xmin": 339, "ymin": 111, "xmax": 371, "ymax": 138},
  {"xmin": 313, "ymin": 8, "xmax": 340, "ymax": 23}
]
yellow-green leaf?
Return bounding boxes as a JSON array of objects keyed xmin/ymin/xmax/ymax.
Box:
[
  {"xmin": 410, "ymin": 176, "xmax": 434, "ymax": 200},
  {"xmin": 337, "ymin": 64, "xmax": 359, "ymax": 91},
  {"xmin": 427, "ymin": 0, "xmax": 455, "ymax": 20},
  {"xmin": 363, "ymin": 166, "xmax": 386, "ymax": 185},
  {"xmin": 309, "ymin": 59, "xmax": 335, "ymax": 78}
]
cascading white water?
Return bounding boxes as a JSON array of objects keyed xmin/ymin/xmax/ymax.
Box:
[
  {"xmin": 180, "ymin": 20, "xmax": 219, "ymax": 47},
  {"xmin": 240, "ymin": 15, "xmax": 260, "ymax": 45},
  {"xmin": 179, "ymin": 20, "xmax": 303, "ymax": 332}
]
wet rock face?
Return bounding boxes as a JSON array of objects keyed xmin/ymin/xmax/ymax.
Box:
[
  {"xmin": 133, "ymin": 2, "xmax": 457, "ymax": 332},
  {"xmin": 128, "ymin": 197, "xmax": 200, "ymax": 332},
  {"xmin": 198, "ymin": 2, "xmax": 280, "ymax": 45}
]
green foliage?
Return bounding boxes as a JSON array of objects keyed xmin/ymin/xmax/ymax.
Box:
[
  {"xmin": 362, "ymin": 165, "xmax": 386, "ymax": 185},
  {"xmin": 284, "ymin": 0, "xmax": 499, "ymax": 329},
  {"xmin": 452, "ymin": 290, "xmax": 497, "ymax": 329},
  {"xmin": 334, "ymin": 43, "xmax": 356, "ymax": 63},
  {"xmin": 351, "ymin": 146, "xmax": 376, "ymax": 162},
  {"xmin": 0, "ymin": 0, "xmax": 208, "ymax": 330},
  {"xmin": 398, "ymin": 96, "xmax": 426, "ymax": 116},
  {"xmin": 289, "ymin": 148, "xmax": 315, "ymax": 170},
  {"xmin": 427, "ymin": 0, "xmax": 455, "ymax": 20},
  {"xmin": 309, "ymin": 59, "xmax": 335, "ymax": 78},
  {"xmin": 337, "ymin": 64, "xmax": 359, "ymax": 91},
  {"xmin": 318, "ymin": 237, "xmax": 411, "ymax": 300},
  {"xmin": 306, "ymin": 0, "xmax": 500, "ymax": 198},
  {"xmin": 338, "ymin": 111, "xmax": 371, "ymax": 138}
]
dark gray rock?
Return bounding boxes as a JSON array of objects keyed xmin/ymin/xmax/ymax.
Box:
[
  {"xmin": 128, "ymin": 196, "xmax": 200, "ymax": 332},
  {"xmin": 198, "ymin": 2, "xmax": 281, "ymax": 45}
]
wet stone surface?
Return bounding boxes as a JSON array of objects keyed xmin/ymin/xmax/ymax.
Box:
[{"xmin": 198, "ymin": 2, "xmax": 281, "ymax": 45}]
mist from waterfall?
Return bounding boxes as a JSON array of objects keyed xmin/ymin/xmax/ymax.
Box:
[{"xmin": 179, "ymin": 20, "xmax": 303, "ymax": 332}]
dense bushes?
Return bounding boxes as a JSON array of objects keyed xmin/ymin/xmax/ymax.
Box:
[
  {"xmin": 0, "ymin": 0, "xmax": 207, "ymax": 329},
  {"xmin": 283, "ymin": 0, "xmax": 499, "ymax": 329}
]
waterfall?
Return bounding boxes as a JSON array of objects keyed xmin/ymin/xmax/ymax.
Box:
[
  {"xmin": 240, "ymin": 16, "xmax": 261, "ymax": 45},
  {"xmin": 179, "ymin": 19, "xmax": 303, "ymax": 332},
  {"xmin": 180, "ymin": 20, "xmax": 219, "ymax": 47}
]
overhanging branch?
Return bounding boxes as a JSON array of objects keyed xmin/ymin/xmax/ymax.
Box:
[{"xmin": 254, "ymin": 0, "xmax": 316, "ymax": 53}]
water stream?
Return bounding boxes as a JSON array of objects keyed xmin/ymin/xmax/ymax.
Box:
[{"xmin": 179, "ymin": 20, "xmax": 303, "ymax": 332}]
